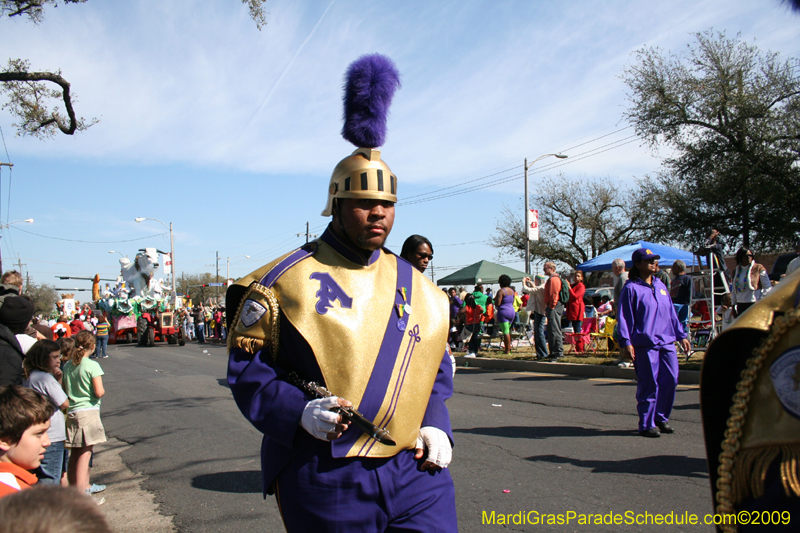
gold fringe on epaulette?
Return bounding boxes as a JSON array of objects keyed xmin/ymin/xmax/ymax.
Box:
[
  {"xmin": 729, "ymin": 445, "xmax": 800, "ymax": 503},
  {"xmin": 715, "ymin": 306, "xmax": 800, "ymax": 532},
  {"xmin": 229, "ymin": 336, "xmax": 265, "ymax": 355}
]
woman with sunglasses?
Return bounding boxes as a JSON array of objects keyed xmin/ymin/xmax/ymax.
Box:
[
  {"xmin": 617, "ymin": 248, "xmax": 690, "ymax": 438},
  {"xmin": 400, "ymin": 235, "xmax": 434, "ymax": 274},
  {"xmin": 731, "ymin": 247, "xmax": 771, "ymax": 316}
]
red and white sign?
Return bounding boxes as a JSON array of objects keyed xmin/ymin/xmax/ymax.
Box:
[
  {"xmin": 163, "ymin": 253, "xmax": 172, "ymax": 276},
  {"xmin": 528, "ymin": 209, "xmax": 539, "ymax": 241}
]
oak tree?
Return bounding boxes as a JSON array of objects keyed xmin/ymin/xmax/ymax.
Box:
[
  {"xmin": 621, "ymin": 30, "xmax": 800, "ymax": 251},
  {"xmin": 492, "ymin": 175, "xmax": 657, "ymax": 270}
]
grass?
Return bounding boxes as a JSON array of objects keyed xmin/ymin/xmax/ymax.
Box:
[{"xmin": 455, "ymin": 342, "xmax": 704, "ymax": 371}]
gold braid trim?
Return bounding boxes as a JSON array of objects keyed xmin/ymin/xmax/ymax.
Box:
[
  {"xmin": 715, "ymin": 306, "xmax": 800, "ymax": 532},
  {"xmin": 227, "ymin": 283, "xmax": 281, "ymax": 361}
]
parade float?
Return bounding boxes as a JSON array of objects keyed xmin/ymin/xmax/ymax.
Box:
[{"xmin": 95, "ymin": 248, "xmax": 186, "ymax": 347}]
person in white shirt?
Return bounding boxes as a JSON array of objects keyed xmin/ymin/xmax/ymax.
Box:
[
  {"xmin": 522, "ymin": 274, "xmax": 548, "ymax": 359},
  {"xmin": 731, "ymin": 247, "xmax": 771, "ymax": 316}
]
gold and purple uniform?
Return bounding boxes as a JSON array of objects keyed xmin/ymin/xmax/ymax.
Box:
[
  {"xmin": 227, "ymin": 225, "xmax": 457, "ymax": 531},
  {"xmin": 701, "ymin": 270, "xmax": 800, "ymax": 532}
]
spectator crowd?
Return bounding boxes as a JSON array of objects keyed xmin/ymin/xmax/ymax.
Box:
[{"xmin": 444, "ymin": 230, "xmax": 795, "ymax": 366}]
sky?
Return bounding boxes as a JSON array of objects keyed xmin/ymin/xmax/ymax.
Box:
[{"xmin": 1, "ymin": 0, "xmax": 798, "ymax": 296}]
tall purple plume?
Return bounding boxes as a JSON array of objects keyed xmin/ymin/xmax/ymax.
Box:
[{"xmin": 341, "ymin": 54, "xmax": 401, "ymax": 148}]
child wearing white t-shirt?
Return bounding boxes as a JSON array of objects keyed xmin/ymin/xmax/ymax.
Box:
[{"xmin": 22, "ymin": 340, "xmax": 69, "ymax": 485}]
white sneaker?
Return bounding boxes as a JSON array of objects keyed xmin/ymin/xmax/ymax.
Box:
[
  {"xmin": 618, "ymin": 361, "xmax": 633, "ymax": 368},
  {"xmin": 464, "ymin": 353, "xmax": 476, "ymax": 358}
]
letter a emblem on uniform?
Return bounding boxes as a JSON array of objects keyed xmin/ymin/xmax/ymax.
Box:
[{"xmin": 310, "ymin": 272, "xmax": 353, "ymax": 315}]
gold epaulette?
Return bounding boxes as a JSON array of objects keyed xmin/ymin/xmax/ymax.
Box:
[
  {"xmin": 712, "ymin": 270, "xmax": 800, "ymax": 531},
  {"xmin": 227, "ymin": 282, "xmax": 281, "ymax": 360}
]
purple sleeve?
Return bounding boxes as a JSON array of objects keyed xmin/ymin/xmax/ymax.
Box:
[
  {"xmin": 616, "ymin": 284, "xmax": 635, "ymax": 348},
  {"xmin": 228, "ymin": 347, "xmax": 307, "ymax": 448},
  {"xmin": 421, "ymin": 349, "xmax": 454, "ymax": 444}
]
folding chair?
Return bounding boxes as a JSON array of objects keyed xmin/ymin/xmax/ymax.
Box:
[
  {"xmin": 590, "ymin": 317, "xmax": 617, "ymax": 356},
  {"xmin": 564, "ymin": 317, "xmax": 597, "ymax": 355}
]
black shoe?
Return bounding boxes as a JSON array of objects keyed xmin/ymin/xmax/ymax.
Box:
[
  {"xmin": 639, "ymin": 427, "xmax": 661, "ymax": 438},
  {"xmin": 656, "ymin": 421, "xmax": 674, "ymax": 434}
]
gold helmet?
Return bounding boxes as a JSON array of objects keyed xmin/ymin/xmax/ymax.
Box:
[
  {"xmin": 321, "ymin": 147, "xmax": 397, "ymax": 216},
  {"xmin": 323, "ymin": 54, "xmax": 401, "ymax": 217}
]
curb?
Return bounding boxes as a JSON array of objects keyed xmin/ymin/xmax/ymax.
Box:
[
  {"xmin": 202, "ymin": 339, "xmax": 701, "ymax": 386},
  {"xmin": 454, "ymin": 356, "xmax": 700, "ymax": 385}
]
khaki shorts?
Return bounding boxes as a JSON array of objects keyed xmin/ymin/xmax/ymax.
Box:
[{"xmin": 65, "ymin": 410, "xmax": 107, "ymax": 448}]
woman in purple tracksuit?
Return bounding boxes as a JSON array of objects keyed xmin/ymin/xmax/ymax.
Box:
[{"xmin": 617, "ymin": 248, "xmax": 691, "ymax": 438}]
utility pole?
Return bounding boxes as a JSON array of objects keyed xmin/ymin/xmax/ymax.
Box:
[
  {"xmin": 1, "ymin": 161, "xmax": 17, "ymax": 274},
  {"xmin": 523, "ymin": 153, "xmax": 568, "ymax": 273},
  {"xmin": 215, "ymin": 251, "xmax": 220, "ymax": 300},
  {"xmin": 429, "ymin": 261, "xmax": 435, "ymax": 284},
  {"xmin": 296, "ymin": 222, "xmax": 317, "ymax": 244}
]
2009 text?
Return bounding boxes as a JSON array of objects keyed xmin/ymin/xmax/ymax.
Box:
[{"xmin": 480, "ymin": 509, "xmax": 792, "ymax": 527}]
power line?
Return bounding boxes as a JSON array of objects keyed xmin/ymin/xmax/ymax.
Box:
[
  {"xmin": 398, "ymin": 131, "xmax": 637, "ymax": 206},
  {"xmin": 9, "ymin": 226, "xmax": 169, "ymax": 244},
  {"xmin": 22, "ymin": 258, "xmax": 120, "ymax": 267},
  {"xmin": 398, "ymin": 126, "xmax": 635, "ymax": 206},
  {"xmin": 0, "ymin": 125, "xmax": 10, "ymax": 165},
  {"xmin": 401, "ymin": 165, "xmax": 521, "ymax": 202},
  {"xmin": 398, "ymin": 135, "xmax": 639, "ymax": 206},
  {"xmin": 554, "ymin": 125, "xmax": 632, "ymax": 155},
  {"xmin": 0, "ymin": 124, "xmax": 11, "ymax": 229},
  {"xmin": 436, "ymin": 240, "xmax": 488, "ymax": 247}
]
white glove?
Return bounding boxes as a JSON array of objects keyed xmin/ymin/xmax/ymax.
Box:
[
  {"xmin": 301, "ymin": 397, "xmax": 343, "ymax": 441},
  {"xmin": 415, "ymin": 426, "xmax": 452, "ymax": 469}
]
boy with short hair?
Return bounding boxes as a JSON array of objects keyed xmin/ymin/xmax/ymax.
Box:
[{"xmin": 0, "ymin": 385, "xmax": 54, "ymax": 498}]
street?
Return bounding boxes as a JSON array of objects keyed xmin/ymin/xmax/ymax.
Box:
[{"xmin": 97, "ymin": 340, "xmax": 714, "ymax": 532}]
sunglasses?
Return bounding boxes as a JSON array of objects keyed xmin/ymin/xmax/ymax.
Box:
[{"xmin": 416, "ymin": 252, "xmax": 433, "ymax": 260}]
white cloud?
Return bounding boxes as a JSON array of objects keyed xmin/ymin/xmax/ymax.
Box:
[{"xmin": 1, "ymin": 0, "xmax": 797, "ymax": 284}]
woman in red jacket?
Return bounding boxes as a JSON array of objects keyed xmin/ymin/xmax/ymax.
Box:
[{"xmin": 566, "ymin": 270, "xmax": 586, "ymax": 352}]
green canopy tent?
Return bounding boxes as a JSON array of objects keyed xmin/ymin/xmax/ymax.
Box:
[{"xmin": 436, "ymin": 260, "xmax": 528, "ymax": 287}]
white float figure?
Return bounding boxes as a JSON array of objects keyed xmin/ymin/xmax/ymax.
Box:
[{"xmin": 120, "ymin": 248, "xmax": 160, "ymax": 298}]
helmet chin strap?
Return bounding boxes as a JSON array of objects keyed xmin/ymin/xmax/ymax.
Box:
[{"xmin": 330, "ymin": 199, "xmax": 351, "ymax": 246}]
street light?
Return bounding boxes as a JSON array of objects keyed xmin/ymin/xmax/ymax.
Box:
[
  {"xmin": 108, "ymin": 250, "xmax": 127, "ymax": 258},
  {"xmin": 524, "ymin": 153, "xmax": 568, "ymax": 274},
  {"xmin": 134, "ymin": 217, "xmax": 175, "ymax": 303},
  {"xmin": 0, "ymin": 219, "xmax": 33, "ymax": 273},
  {"xmin": 227, "ymin": 255, "xmax": 251, "ymax": 283}
]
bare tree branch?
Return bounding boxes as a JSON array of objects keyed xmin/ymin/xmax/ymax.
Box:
[
  {"xmin": 0, "ymin": 59, "xmax": 97, "ymax": 138},
  {"xmin": 1, "ymin": 0, "xmax": 86, "ymax": 24},
  {"xmin": 492, "ymin": 174, "xmax": 659, "ymax": 269}
]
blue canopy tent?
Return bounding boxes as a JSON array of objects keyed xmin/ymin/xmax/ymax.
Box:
[{"xmin": 576, "ymin": 240, "xmax": 697, "ymax": 272}]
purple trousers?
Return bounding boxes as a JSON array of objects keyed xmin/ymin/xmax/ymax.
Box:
[
  {"xmin": 633, "ymin": 344, "xmax": 678, "ymax": 432},
  {"xmin": 275, "ymin": 440, "xmax": 457, "ymax": 532}
]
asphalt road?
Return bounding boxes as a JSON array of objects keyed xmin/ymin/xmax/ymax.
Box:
[{"xmin": 99, "ymin": 340, "xmax": 714, "ymax": 533}]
